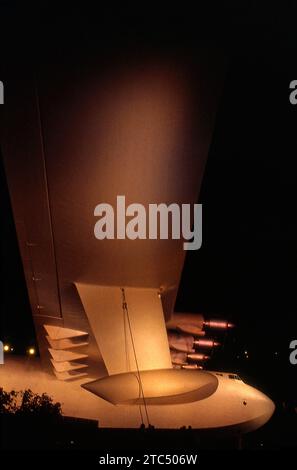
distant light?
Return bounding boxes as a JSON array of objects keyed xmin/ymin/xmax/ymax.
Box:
[
  {"xmin": 244, "ymin": 350, "xmax": 248, "ymax": 355},
  {"xmin": 3, "ymin": 344, "xmax": 10, "ymax": 352},
  {"xmin": 28, "ymin": 347, "xmax": 36, "ymax": 356}
]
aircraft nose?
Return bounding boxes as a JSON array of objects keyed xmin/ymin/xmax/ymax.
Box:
[
  {"xmin": 253, "ymin": 392, "xmax": 275, "ymax": 430},
  {"xmin": 240, "ymin": 384, "xmax": 275, "ymax": 432},
  {"xmin": 262, "ymin": 395, "xmax": 275, "ymax": 423}
]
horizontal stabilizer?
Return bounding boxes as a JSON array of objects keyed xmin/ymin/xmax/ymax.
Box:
[{"xmin": 48, "ymin": 348, "xmax": 88, "ymax": 362}]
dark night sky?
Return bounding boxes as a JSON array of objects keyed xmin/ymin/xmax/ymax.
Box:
[
  {"xmin": 0, "ymin": 4, "xmax": 297, "ymax": 448},
  {"xmin": 177, "ymin": 51, "xmax": 297, "ymax": 404}
]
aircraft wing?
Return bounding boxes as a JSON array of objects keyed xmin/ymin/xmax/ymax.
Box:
[{"xmin": 1, "ymin": 51, "xmax": 224, "ymax": 379}]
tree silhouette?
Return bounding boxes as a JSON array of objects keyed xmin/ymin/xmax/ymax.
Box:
[
  {"xmin": 0, "ymin": 387, "xmax": 62, "ymax": 419},
  {"xmin": 0, "ymin": 388, "xmax": 18, "ymax": 414}
]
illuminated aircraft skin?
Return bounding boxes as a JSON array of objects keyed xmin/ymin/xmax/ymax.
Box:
[
  {"xmin": 1, "ymin": 52, "xmax": 275, "ymax": 431},
  {"xmin": 79, "ymin": 307, "xmax": 275, "ymax": 433},
  {"xmin": 82, "ymin": 369, "xmax": 275, "ymax": 433}
]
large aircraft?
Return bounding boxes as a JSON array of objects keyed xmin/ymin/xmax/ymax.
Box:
[{"xmin": 0, "ymin": 48, "xmax": 274, "ymax": 432}]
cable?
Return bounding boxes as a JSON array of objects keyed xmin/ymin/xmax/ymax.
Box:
[
  {"xmin": 121, "ymin": 287, "xmax": 150, "ymax": 427},
  {"xmin": 121, "ymin": 288, "xmax": 143, "ymax": 425},
  {"xmin": 123, "ymin": 295, "xmax": 130, "ymax": 372},
  {"xmin": 134, "ymin": 372, "xmax": 145, "ymax": 426}
]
